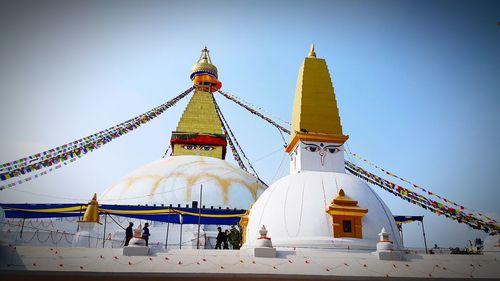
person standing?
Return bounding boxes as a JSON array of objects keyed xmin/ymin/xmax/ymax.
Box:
[
  {"xmin": 228, "ymin": 225, "xmax": 242, "ymax": 250},
  {"xmin": 142, "ymin": 222, "xmax": 151, "ymax": 247},
  {"xmin": 124, "ymin": 222, "xmax": 133, "ymax": 246},
  {"xmin": 215, "ymin": 227, "xmax": 224, "ymax": 249},
  {"xmin": 223, "ymin": 229, "xmax": 229, "ymax": 249}
]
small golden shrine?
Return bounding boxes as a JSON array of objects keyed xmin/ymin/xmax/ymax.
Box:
[
  {"xmin": 326, "ymin": 189, "xmax": 367, "ymax": 239},
  {"xmin": 239, "ymin": 208, "xmax": 250, "ymax": 244},
  {"xmin": 79, "ymin": 193, "xmax": 100, "ymax": 223}
]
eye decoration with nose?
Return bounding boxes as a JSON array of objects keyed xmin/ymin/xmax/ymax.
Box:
[{"xmin": 302, "ymin": 141, "xmax": 343, "ymax": 166}]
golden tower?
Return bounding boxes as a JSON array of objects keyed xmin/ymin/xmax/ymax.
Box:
[
  {"xmin": 170, "ymin": 47, "xmax": 227, "ymax": 159},
  {"xmin": 286, "ymin": 44, "xmax": 348, "ymax": 153}
]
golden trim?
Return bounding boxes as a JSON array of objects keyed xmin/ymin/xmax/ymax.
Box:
[
  {"xmin": 285, "ymin": 132, "xmax": 349, "ymax": 153},
  {"xmin": 326, "ymin": 211, "xmax": 368, "ymax": 217}
]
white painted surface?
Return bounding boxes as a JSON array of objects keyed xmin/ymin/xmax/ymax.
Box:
[
  {"xmin": 123, "ymin": 245, "xmax": 149, "ymax": 256},
  {"xmin": 1, "ymin": 246, "xmax": 499, "ymax": 279},
  {"xmin": 245, "ymin": 171, "xmax": 402, "ymax": 250},
  {"xmin": 72, "ymin": 221, "xmax": 99, "ymax": 248},
  {"xmin": 254, "ymin": 247, "xmax": 276, "ymax": 258},
  {"xmin": 100, "ymin": 156, "xmax": 266, "ymax": 208},
  {"xmin": 290, "ymin": 141, "xmax": 345, "ymax": 174}
]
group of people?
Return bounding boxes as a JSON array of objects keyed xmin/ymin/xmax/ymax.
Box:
[
  {"xmin": 124, "ymin": 222, "xmax": 150, "ymax": 246},
  {"xmin": 215, "ymin": 225, "xmax": 242, "ymax": 250},
  {"xmin": 124, "ymin": 222, "xmax": 242, "ymax": 249}
]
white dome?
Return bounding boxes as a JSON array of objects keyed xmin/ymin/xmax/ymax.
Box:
[
  {"xmin": 100, "ymin": 156, "xmax": 266, "ymax": 209},
  {"xmin": 244, "ymin": 171, "xmax": 402, "ymax": 250}
]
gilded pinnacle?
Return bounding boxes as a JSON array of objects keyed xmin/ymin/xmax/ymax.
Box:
[{"xmin": 308, "ymin": 43, "xmax": 316, "ymax": 58}]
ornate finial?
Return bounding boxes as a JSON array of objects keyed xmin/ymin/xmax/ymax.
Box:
[
  {"xmin": 308, "ymin": 43, "xmax": 316, "ymax": 58},
  {"xmin": 199, "ymin": 46, "xmax": 211, "ymax": 64},
  {"xmin": 191, "ymin": 47, "xmax": 218, "ymax": 78},
  {"xmin": 134, "ymin": 224, "xmax": 143, "ymax": 237},
  {"xmin": 259, "ymin": 225, "xmax": 268, "ymax": 239},
  {"xmin": 338, "ymin": 188, "xmax": 345, "ymax": 197},
  {"xmin": 190, "ymin": 47, "xmax": 222, "ymax": 92},
  {"xmin": 376, "ymin": 227, "xmax": 399, "ymax": 259},
  {"xmin": 256, "ymin": 225, "xmax": 273, "ymax": 248},
  {"xmin": 378, "ymin": 227, "xmax": 390, "ymax": 242}
]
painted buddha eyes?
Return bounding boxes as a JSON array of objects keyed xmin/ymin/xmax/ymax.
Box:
[
  {"xmin": 304, "ymin": 143, "xmax": 341, "ymax": 154},
  {"xmin": 182, "ymin": 145, "xmax": 214, "ymax": 151},
  {"xmin": 305, "ymin": 146, "xmax": 319, "ymax": 152},
  {"xmin": 325, "ymin": 146, "xmax": 340, "ymax": 154},
  {"xmin": 182, "ymin": 145, "xmax": 196, "ymax": 150},
  {"xmin": 201, "ymin": 145, "xmax": 214, "ymax": 151}
]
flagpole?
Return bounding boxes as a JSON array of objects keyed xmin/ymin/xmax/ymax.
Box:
[
  {"xmin": 165, "ymin": 207, "xmax": 171, "ymax": 249},
  {"xmin": 19, "ymin": 218, "xmax": 26, "ymax": 239},
  {"xmin": 179, "ymin": 214, "xmax": 183, "ymax": 249},
  {"xmin": 196, "ymin": 184, "xmax": 203, "ymax": 249},
  {"xmin": 421, "ymin": 217, "xmax": 428, "ymax": 254},
  {"xmin": 102, "ymin": 213, "xmax": 107, "ymax": 248}
]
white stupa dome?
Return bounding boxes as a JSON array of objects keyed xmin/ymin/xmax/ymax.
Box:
[
  {"xmin": 244, "ymin": 171, "xmax": 402, "ymax": 250},
  {"xmin": 100, "ymin": 155, "xmax": 266, "ymax": 209}
]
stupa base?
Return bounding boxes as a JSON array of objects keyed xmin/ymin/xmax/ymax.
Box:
[
  {"xmin": 373, "ymin": 250, "xmax": 402, "ymax": 261},
  {"xmin": 123, "ymin": 246, "xmax": 149, "ymax": 256},
  {"xmin": 254, "ymin": 247, "xmax": 276, "ymax": 258}
]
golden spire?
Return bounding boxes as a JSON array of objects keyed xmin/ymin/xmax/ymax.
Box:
[
  {"xmin": 170, "ymin": 48, "xmax": 227, "ymax": 159},
  {"xmin": 308, "ymin": 43, "xmax": 316, "ymax": 58},
  {"xmin": 176, "ymin": 91, "xmax": 223, "ymax": 134},
  {"xmin": 81, "ymin": 193, "xmax": 100, "ymax": 223},
  {"xmin": 286, "ymin": 45, "xmax": 348, "ymax": 153}
]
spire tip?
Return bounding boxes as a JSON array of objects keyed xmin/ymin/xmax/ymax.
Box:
[{"xmin": 308, "ymin": 43, "xmax": 316, "ymax": 58}]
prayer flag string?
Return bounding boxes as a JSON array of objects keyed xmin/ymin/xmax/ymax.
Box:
[
  {"xmin": 345, "ymin": 161, "xmax": 498, "ymax": 233},
  {"xmin": 217, "ymin": 90, "xmax": 290, "ymax": 134},
  {"xmin": 347, "ymin": 152, "xmax": 496, "ymax": 223},
  {"xmin": 0, "ymin": 87, "xmax": 194, "ymax": 187},
  {"xmin": 213, "ymin": 93, "xmax": 265, "ymax": 186}
]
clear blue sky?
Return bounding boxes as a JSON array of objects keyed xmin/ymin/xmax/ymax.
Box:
[{"xmin": 0, "ymin": 0, "xmax": 499, "ymax": 248}]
